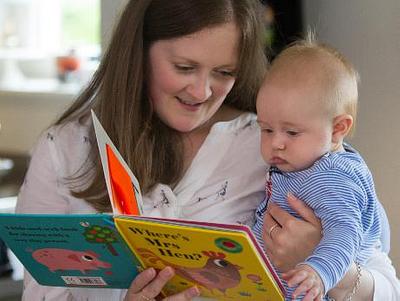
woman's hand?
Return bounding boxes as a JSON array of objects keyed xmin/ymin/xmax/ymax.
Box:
[
  {"xmin": 124, "ymin": 267, "xmax": 200, "ymax": 301},
  {"xmin": 262, "ymin": 193, "xmax": 322, "ymax": 272}
]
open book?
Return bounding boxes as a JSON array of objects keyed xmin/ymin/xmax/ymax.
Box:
[{"xmin": 0, "ymin": 112, "xmax": 284, "ymax": 300}]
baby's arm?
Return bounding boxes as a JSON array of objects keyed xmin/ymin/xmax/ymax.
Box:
[
  {"xmin": 282, "ymin": 264, "xmax": 324, "ymax": 300},
  {"xmin": 262, "ymin": 193, "xmax": 399, "ymax": 300},
  {"xmin": 298, "ymin": 169, "xmax": 377, "ymax": 293}
]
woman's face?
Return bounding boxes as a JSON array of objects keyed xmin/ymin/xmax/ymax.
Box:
[{"xmin": 147, "ymin": 22, "xmax": 240, "ymax": 133}]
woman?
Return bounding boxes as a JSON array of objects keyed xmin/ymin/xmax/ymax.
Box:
[{"xmin": 16, "ymin": 1, "xmax": 399, "ymax": 300}]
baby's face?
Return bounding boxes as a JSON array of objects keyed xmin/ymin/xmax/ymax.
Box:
[{"xmin": 256, "ymin": 74, "xmax": 333, "ymax": 172}]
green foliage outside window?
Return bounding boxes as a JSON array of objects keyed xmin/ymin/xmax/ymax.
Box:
[{"xmin": 61, "ymin": 0, "xmax": 100, "ymax": 48}]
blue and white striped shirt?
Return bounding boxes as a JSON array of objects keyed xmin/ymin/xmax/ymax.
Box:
[{"xmin": 253, "ymin": 144, "xmax": 382, "ymax": 298}]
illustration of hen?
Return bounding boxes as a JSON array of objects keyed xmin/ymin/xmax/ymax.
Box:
[{"xmin": 137, "ymin": 248, "xmax": 242, "ymax": 294}]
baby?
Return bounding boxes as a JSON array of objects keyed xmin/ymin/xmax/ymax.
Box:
[{"xmin": 253, "ymin": 39, "xmax": 382, "ymax": 300}]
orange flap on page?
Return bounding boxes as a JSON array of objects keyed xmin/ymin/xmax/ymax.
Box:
[{"xmin": 106, "ymin": 144, "xmax": 140, "ymax": 215}]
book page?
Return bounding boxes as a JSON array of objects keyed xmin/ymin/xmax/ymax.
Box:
[{"xmin": 91, "ymin": 111, "xmax": 143, "ymax": 215}]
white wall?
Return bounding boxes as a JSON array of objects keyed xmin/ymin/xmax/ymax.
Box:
[
  {"xmin": 304, "ymin": 0, "xmax": 400, "ymax": 271},
  {"xmin": 100, "ymin": 0, "xmax": 127, "ymax": 50},
  {"xmin": 0, "ymin": 90, "xmax": 74, "ymax": 154}
]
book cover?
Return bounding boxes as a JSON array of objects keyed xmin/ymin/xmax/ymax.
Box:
[
  {"xmin": 0, "ymin": 214, "xmax": 141, "ymax": 288},
  {"xmin": 115, "ymin": 216, "xmax": 285, "ymax": 301}
]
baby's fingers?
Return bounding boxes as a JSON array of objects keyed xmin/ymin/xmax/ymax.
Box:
[
  {"xmin": 286, "ymin": 270, "xmax": 308, "ymax": 287},
  {"xmin": 300, "ymin": 287, "xmax": 323, "ymax": 301},
  {"xmin": 281, "ymin": 269, "xmax": 297, "ymax": 281},
  {"xmin": 291, "ymin": 275, "xmax": 321, "ymax": 300}
]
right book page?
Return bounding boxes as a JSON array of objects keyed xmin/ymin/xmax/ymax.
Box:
[{"xmin": 115, "ymin": 215, "xmax": 285, "ymax": 301}]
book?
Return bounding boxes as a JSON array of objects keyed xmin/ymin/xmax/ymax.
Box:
[
  {"xmin": 0, "ymin": 213, "xmax": 284, "ymax": 300},
  {"xmin": 0, "ymin": 112, "xmax": 285, "ymax": 300}
]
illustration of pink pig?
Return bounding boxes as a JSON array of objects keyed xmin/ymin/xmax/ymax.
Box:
[{"xmin": 32, "ymin": 248, "xmax": 112, "ymax": 274}]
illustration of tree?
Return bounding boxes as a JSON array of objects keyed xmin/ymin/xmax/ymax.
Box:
[{"xmin": 83, "ymin": 225, "xmax": 119, "ymax": 256}]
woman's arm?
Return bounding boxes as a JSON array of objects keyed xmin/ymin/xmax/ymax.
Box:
[
  {"xmin": 22, "ymin": 271, "xmax": 74, "ymax": 301},
  {"xmin": 364, "ymin": 249, "xmax": 400, "ymax": 300},
  {"xmin": 17, "ymin": 132, "xmax": 76, "ymax": 300},
  {"xmin": 327, "ymin": 262, "xmax": 374, "ymax": 301},
  {"xmin": 327, "ymin": 251, "xmax": 400, "ymax": 301}
]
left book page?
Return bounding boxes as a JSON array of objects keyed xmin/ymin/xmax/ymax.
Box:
[{"xmin": 0, "ymin": 214, "xmax": 142, "ymax": 288}]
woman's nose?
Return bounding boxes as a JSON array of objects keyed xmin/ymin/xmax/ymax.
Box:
[{"xmin": 187, "ymin": 74, "xmax": 212, "ymax": 101}]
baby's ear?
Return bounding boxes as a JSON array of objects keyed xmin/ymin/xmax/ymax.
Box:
[{"xmin": 332, "ymin": 114, "xmax": 353, "ymax": 143}]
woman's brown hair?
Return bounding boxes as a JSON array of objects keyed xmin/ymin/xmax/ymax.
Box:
[{"xmin": 55, "ymin": 0, "xmax": 268, "ymax": 212}]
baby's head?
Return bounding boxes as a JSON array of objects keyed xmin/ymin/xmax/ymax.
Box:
[{"xmin": 256, "ymin": 39, "xmax": 359, "ymax": 172}]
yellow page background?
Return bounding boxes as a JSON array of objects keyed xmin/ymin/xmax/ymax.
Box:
[{"xmin": 115, "ymin": 217, "xmax": 283, "ymax": 301}]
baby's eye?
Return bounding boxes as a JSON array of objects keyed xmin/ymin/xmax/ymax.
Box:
[
  {"xmin": 262, "ymin": 128, "xmax": 273, "ymax": 133},
  {"xmin": 286, "ymin": 130, "xmax": 299, "ymax": 136}
]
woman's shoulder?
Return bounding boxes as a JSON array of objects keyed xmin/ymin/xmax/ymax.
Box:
[
  {"xmin": 33, "ymin": 118, "xmax": 93, "ymax": 177},
  {"xmin": 47, "ymin": 116, "xmax": 92, "ymax": 144},
  {"xmin": 208, "ymin": 109, "xmax": 263, "ymax": 168},
  {"xmin": 211, "ymin": 106, "xmax": 258, "ymax": 135}
]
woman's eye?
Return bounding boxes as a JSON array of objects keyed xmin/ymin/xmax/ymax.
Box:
[
  {"xmin": 175, "ymin": 65, "xmax": 194, "ymax": 72},
  {"xmin": 216, "ymin": 70, "xmax": 236, "ymax": 78},
  {"xmin": 219, "ymin": 70, "xmax": 235, "ymax": 77}
]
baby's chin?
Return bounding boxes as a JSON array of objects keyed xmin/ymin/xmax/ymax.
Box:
[
  {"xmin": 270, "ymin": 163, "xmax": 293, "ymax": 172},
  {"xmin": 271, "ymin": 162, "xmax": 310, "ymax": 173}
]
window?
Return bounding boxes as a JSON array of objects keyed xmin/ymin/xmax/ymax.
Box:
[
  {"xmin": 0, "ymin": 0, "xmax": 100, "ymax": 59},
  {"xmin": 60, "ymin": 0, "xmax": 100, "ymax": 58}
]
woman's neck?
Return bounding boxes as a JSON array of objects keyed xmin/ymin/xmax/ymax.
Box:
[{"xmin": 181, "ymin": 105, "xmax": 243, "ymax": 172}]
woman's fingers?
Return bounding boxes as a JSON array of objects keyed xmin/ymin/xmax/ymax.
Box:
[
  {"xmin": 141, "ymin": 267, "xmax": 175, "ymax": 299},
  {"xmin": 267, "ymin": 202, "xmax": 295, "ymax": 228},
  {"xmin": 263, "ymin": 211, "xmax": 281, "ymax": 238},
  {"xmin": 125, "ymin": 267, "xmax": 173, "ymax": 301},
  {"xmin": 162, "ymin": 287, "xmax": 200, "ymax": 301},
  {"xmin": 287, "ymin": 193, "xmax": 321, "ymax": 227},
  {"xmin": 125, "ymin": 267, "xmax": 200, "ymax": 301},
  {"xmin": 268, "ymin": 193, "xmax": 321, "ymax": 228},
  {"xmin": 128, "ymin": 268, "xmax": 157, "ymax": 294},
  {"xmin": 263, "ymin": 197, "xmax": 322, "ymax": 272},
  {"xmin": 263, "ymin": 209, "xmax": 279, "ymax": 230}
]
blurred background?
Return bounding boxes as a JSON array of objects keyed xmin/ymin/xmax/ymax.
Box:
[{"xmin": 0, "ymin": 0, "xmax": 399, "ymax": 299}]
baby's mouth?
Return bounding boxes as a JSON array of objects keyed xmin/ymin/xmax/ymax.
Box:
[{"xmin": 269, "ymin": 157, "xmax": 287, "ymax": 165}]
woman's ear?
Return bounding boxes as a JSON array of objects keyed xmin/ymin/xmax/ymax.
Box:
[{"xmin": 332, "ymin": 114, "xmax": 353, "ymax": 143}]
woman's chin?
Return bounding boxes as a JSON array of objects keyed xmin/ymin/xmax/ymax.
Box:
[
  {"xmin": 167, "ymin": 122, "xmax": 198, "ymax": 134},
  {"xmin": 164, "ymin": 118, "xmax": 203, "ymax": 133}
]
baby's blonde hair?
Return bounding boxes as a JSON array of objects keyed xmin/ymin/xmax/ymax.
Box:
[{"xmin": 267, "ymin": 33, "xmax": 359, "ymax": 135}]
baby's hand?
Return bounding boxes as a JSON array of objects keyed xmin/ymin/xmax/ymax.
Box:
[{"xmin": 282, "ymin": 264, "xmax": 324, "ymax": 301}]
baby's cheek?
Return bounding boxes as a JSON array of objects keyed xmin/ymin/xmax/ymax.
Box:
[{"xmin": 260, "ymin": 137, "xmax": 270, "ymax": 162}]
